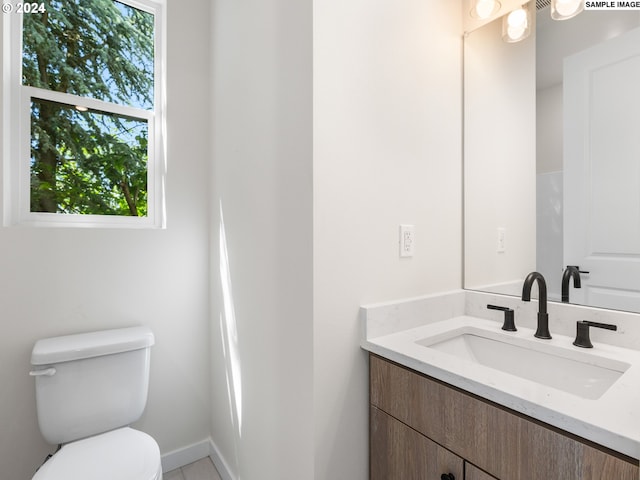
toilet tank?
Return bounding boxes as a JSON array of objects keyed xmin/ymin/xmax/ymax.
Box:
[{"xmin": 30, "ymin": 326, "xmax": 155, "ymax": 445}]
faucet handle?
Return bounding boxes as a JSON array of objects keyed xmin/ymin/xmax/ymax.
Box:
[
  {"xmin": 567, "ymin": 265, "xmax": 590, "ymax": 275},
  {"xmin": 573, "ymin": 320, "xmax": 617, "ymax": 348},
  {"xmin": 487, "ymin": 304, "xmax": 517, "ymax": 332}
]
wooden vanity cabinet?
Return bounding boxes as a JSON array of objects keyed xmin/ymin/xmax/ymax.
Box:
[
  {"xmin": 369, "ymin": 354, "xmax": 639, "ymax": 480},
  {"xmin": 371, "ymin": 406, "xmax": 465, "ymax": 480},
  {"xmin": 465, "ymin": 463, "xmax": 499, "ymax": 480},
  {"xmin": 371, "ymin": 405, "xmax": 496, "ymax": 480}
]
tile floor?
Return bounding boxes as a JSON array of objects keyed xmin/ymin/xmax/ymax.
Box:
[{"xmin": 164, "ymin": 457, "xmax": 222, "ymax": 480}]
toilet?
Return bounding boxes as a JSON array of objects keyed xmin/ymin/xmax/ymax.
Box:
[{"xmin": 29, "ymin": 326, "xmax": 162, "ymax": 480}]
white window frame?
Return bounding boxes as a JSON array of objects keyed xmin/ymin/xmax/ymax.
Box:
[{"xmin": 3, "ymin": 0, "xmax": 166, "ymax": 228}]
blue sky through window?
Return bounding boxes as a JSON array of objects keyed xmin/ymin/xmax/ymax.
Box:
[{"xmin": 22, "ymin": 0, "xmax": 154, "ymax": 110}]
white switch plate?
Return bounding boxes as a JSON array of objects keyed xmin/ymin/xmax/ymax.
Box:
[
  {"xmin": 400, "ymin": 225, "xmax": 415, "ymax": 257},
  {"xmin": 497, "ymin": 227, "xmax": 506, "ymax": 253}
]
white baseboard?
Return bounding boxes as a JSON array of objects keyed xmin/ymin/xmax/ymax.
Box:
[
  {"xmin": 207, "ymin": 438, "xmax": 234, "ymax": 480},
  {"xmin": 161, "ymin": 437, "xmax": 234, "ymax": 480},
  {"xmin": 161, "ymin": 438, "xmax": 211, "ymax": 473}
]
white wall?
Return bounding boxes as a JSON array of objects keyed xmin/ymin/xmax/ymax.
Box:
[
  {"xmin": 536, "ymin": 85, "xmax": 563, "ymax": 296},
  {"xmin": 464, "ymin": 16, "xmax": 536, "ymax": 290},
  {"xmin": 313, "ymin": 1, "xmax": 462, "ymax": 478},
  {"xmin": 0, "ymin": 1, "xmax": 212, "ymax": 478},
  {"xmin": 209, "ymin": 0, "xmax": 461, "ymax": 478},
  {"xmin": 536, "ymin": 171, "xmax": 563, "ymax": 300},
  {"xmin": 537, "ymin": 84, "xmax": 563, "ymax": 174},
  {"xmin": 209, "ymin": 0, "xmax": 314, "ymax": 478},
  {"xmin": 1, "ymin": 0, "xmax": 464, "ymax": 477}
]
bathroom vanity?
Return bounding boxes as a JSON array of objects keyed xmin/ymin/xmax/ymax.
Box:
[
  {"xmin": 362, "ymin": 291, "xmax": 640, "ymax": 480},
  {"xmin": 370, "ymin": 354, "xmax": 637, "ymax": 479}
]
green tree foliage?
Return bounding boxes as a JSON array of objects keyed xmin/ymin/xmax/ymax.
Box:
[{"xmin": 23, "ymin": 0, "xmax": 154, "ymax": 216}]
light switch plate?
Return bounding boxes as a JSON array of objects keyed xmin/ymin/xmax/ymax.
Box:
[{"xmin": 497, "ymin": 227, "xmax": 506, "ymax": 253}]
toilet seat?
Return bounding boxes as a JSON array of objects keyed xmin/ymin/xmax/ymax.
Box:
[{"xmin": 32, "ymin": 427, "xmax": 162, "ymax": 480}]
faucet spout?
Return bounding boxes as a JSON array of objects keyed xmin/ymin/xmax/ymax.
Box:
[
  {"xmin": 561, "ymin": 266, "xmax": 582, "ymax": 303},
  {"xmin": 521, "ymin": 271, "xmax": 551, "ymax": 339}
]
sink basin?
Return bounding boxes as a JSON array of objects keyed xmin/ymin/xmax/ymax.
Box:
[{"xmin": 416, "ymin": 329, "xmax": 630, "ymax": 400}]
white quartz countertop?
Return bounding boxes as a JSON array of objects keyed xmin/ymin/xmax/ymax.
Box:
[{"xmin": 362, "ymin": 315, "xmax": 640, "ymax": 460}]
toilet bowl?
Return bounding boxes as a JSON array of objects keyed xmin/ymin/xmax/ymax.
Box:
[
  {"xmin": 29, "ymin": 327, "xmax": 161, "ymax": 480},
  {"xmin": 32, "ymin": 428, "xmax": 162, "ymax": 480}
]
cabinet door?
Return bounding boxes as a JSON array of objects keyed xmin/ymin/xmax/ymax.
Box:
[
  {"xmin": 370, "ymin": 406, "xmax": 463, "ymax": 480},
  {"xmin": 466, "ymin": 463, "xmax": 498, "ymax": 480}
]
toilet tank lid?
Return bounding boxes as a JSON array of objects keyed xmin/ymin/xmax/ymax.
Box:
[{"xmin": 31, "ymin": 326, "xmax": 154, "ymax": 365}]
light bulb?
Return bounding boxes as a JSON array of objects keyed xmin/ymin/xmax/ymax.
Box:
[
  {"xmin": 475, "ymin": 0, "xmax": 496, "ymax": 18},
  {"xmin": 555, "ymin": 0, "xmax": 580, "ymax": 16},
  {"xmin": 471, "ymin": 0, "xmax": 501, "ymax": 19},
  {"xmin": 508, "ymin": 8, "xmax": 527, "ymax": 28},
  {"xmin": 507, "ymin": 25, "xmax": 525, "ymax": 40},
  {"xmin": 502, "ymin": 5, "xmax": 531, "ymax": 43},
  {"xmin": 551, "ymin": 0, "xmax": 584, "ymax": 20}
]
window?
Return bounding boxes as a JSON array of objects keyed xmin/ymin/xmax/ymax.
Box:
[{"xmin": 3, "ymin": 0, "xmax": 165, "ymax": 227}]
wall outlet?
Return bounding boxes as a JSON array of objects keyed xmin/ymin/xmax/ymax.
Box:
[{"xmin": 400, "ymin": 225, "xmax": 415, "ymax": 257}]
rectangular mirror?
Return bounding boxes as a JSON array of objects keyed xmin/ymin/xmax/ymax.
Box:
[{"xmin": 464, "ymin": 2, "xmax": 640, "ymax": 313}]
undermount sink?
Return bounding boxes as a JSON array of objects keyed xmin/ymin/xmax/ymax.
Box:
[{"xmin": 416, "ymin": 328, "xmax": 630, "ymax": 400}]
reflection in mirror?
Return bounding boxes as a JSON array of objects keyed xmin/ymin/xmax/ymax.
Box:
[
  {"xmin": 464, "ymin": 4, "xmax": 640, "ymax": 313},
  {"xmin": 464, "ymin": 9, "xmax": 536, "ymax": 298}
]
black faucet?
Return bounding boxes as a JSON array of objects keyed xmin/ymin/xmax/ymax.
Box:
[
  {"xmin": 487, "ymin": 304, "xmax": 517, "ymax": 331},
  {"xmin": 521, "ymin": 271, "xmax": 551, "ymax": 339},
  {"xmin": 573, "ymin": 321, "xmax": 617, "ymax": 348},
  {"xmin": 561, "ymin": 266, "xmax": 582, "ymax": 303}
]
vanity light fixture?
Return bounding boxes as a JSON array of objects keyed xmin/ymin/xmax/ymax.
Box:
[
  {"xmin": 502, "ymin": 4, "xmax": 532, "ymax": 43},
  {"xmin": 470, "ymin": 0, "xmax": 501, "ymax": 19},
  {"xmin": 550, "ymin": 0, "xmax": 584, "ymax": 20}
]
